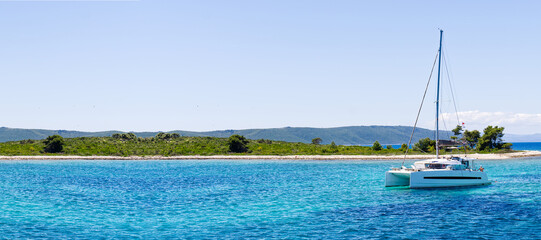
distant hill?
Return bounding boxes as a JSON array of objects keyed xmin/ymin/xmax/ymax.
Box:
[
  {"xmin": 0, "ymin": 126, "xmax": 453, "ymax": 145},
  {"xmin": 168, "ymin": 126, "xmax": 450, "ymax": 145},
  {"xmin": 505, "ymin": 133, "xmax": 541, "ymax": 143},
  {"xmin": 0, "ymin": 127, "xmax": 121, "ymax": 142}
]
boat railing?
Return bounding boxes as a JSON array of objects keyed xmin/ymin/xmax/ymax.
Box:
[{"xmin": 391, "ymin": 167, "xmax": 416, "ymax": 171}]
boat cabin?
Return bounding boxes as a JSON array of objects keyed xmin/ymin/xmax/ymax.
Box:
[{"xmin": 413, "ymin": 157, "xmax": 475, "ymax": 171}]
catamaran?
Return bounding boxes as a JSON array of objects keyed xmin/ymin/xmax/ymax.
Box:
[{"xmin": 385, "ymin": 30, "xmax": 491, "ymax": 188}]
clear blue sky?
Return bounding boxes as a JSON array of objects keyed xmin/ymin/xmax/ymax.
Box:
[{"xmin": 0, "ymin": 0, "xmax": 539, "ymax": 134}]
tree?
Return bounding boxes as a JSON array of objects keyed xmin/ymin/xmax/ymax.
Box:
[
  {"xmin": 463, "ymin": 130, "xmax": 480, "ymax": 149},
  {"xmin": 478, "ymin": 126, "xmax": 506, "ymax": 151},
  {"xmin": 386, "ymin": 145, "xmax": 393, "ymax": 150},
  {"xmin": 414, "ymin": 138, "xmax": 435, "ymax": 152},
  {"xmin": 372, "ymin": 141, "xmax": 382, "ymax": 151},
  {"xmin": 43, "ymin": 135, "xmax": 65, "ymax": 153},
  {"xmin": 451, "ymin": 125, "xmax": 463, "ymax": 141},
  {"xmin": 19, "ymin": 139, "xmax": 35, "ymax": 144},
  {"xmin": 312, "ymin": 138, "xmax": 322, "ymax": 145},
  {"xmin": 228, "ymin": 134, "xmax": 249, "ymax": 153},
  {"xmin": 452, "ymin": 125, "xmax": 463, "ymax": 137},
  {"xmin": 112, "ymin": 133, "xmax": 137, "ymax": 141},
  {"xmin": 155, "ymin": 132, "xmax": 166, "ymax": 139},
  {"xmin": 155, "ymin": 132, "xmax": 181, "ymax": 140},
  {"xmin": 400, "ymin": 143, "xmax": 409, "ymax": 152},
  {"xmin": 502, "ymin": 142, "xmax": 513, "ymax": 150}
]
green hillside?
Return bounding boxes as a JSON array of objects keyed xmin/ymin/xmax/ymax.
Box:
[
  {"xmin": 0, "ymin": 126, "xmax": 450, "ymax": 145},
  {"xmin": 0, "ymin": 136, "xmax": 412, "ymax": 156}
]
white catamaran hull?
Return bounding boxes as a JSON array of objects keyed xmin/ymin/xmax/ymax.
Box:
[
  {"xmin": 385, "ymin": 170, "xmax": 490, "ymax": 188},
  {"xmin": 384, "ymin": 31, "xmax": 493, "ymax": 189}
]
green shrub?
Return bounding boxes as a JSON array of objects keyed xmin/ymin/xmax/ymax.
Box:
[
  {"xmin": 112, "ymin": 133, "xmax": 137, "ymax": 141},
  {"xmin": 228, "ymin": 135, "xmax": 249, "ymax": 153},
  {"xmin": 414, "ymin": 138, "xmax": 435, "ymax": 152},
  {"xmin": 372, "ymin": 141, "xmax": 382, "ymax": 151},
  {"xmin": 43, "ymin": 135, "xmax": 65, "ymax": 153},
  {"xmin": 312, "ymin": 138, "xmax": 322, "ymax": 145},
  {"xmin": 400, "ymin": 143, "xmax": 408, "ymax": 152}
]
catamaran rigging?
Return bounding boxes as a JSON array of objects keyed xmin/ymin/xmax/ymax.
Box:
[{"xmin": 385, "ymin": 30, "xmax": 490, "ymax": 188}]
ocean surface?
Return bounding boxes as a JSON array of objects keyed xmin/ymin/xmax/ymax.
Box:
[
  {"xmin": 0, "ymin": 159, "xmax": 539, "ymax": 239},
  {"xmin": 510, "ymin": 142, "xmax": 541, "ymax": 151},
  {"xmin": 379, "ymin": 142, "xmax": 541, "ymax": 151}
]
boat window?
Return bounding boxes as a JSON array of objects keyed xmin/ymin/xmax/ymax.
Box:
[
  {"xmin": 453, "ymin": 164, "xmax": 465, "ymax": 170},
  {"xmin": 425, "ymin": 164, "xmax": 447, "ymax": 169}
]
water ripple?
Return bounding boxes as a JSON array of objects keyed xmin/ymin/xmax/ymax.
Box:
[{"xmin": 0, "ymin": 159, "xmax": 539, "ymax": 239}]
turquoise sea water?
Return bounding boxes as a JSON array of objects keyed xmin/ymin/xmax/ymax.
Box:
[{"xmin": 0, "ymin": 159, "xmax": 539, "ymax": 239}]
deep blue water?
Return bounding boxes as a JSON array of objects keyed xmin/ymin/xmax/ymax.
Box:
[
  {"xmin": 511, "ymin": 142, "xmax": 541, "ymax": 151},
  {"xmin": 0, "ymin": 159, "xmax": 539, "ymax": 239},
  {"xmin": 374, "ymin": 142, "xmax": 541, "ymax": 151}
]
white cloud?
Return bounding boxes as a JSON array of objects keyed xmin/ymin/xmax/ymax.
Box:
[{"xmin": 440, "ymin": 111, "xmax": 541, "ymax": 134}]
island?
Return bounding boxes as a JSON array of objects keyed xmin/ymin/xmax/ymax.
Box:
[{"xmin": 1, "ymin": 133, "xmax": 539, "ymax": 160}]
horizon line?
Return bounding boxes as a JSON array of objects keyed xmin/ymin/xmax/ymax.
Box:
[{"xmin": 1, "ymin": 125, "xmax": 537, "ymax": 136}]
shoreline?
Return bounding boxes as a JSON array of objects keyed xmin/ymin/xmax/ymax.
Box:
[{"xmin": 1, "ymin": 151, "xmax": 540, "ymax": 160}]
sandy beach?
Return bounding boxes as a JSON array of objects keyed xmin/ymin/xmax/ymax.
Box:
[{"xmin": 1, "ymin": 151, "xmax": 540, "ymax": 160}]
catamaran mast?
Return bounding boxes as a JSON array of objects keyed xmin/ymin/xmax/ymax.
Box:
[{"xmin": 435, "ymin": 30, "xmax": 443, "ymax": 158}]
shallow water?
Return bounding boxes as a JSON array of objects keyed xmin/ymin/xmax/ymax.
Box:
[{"xmin": 0, "ymin": 158, "xmax": 539, "ymax": 239}]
